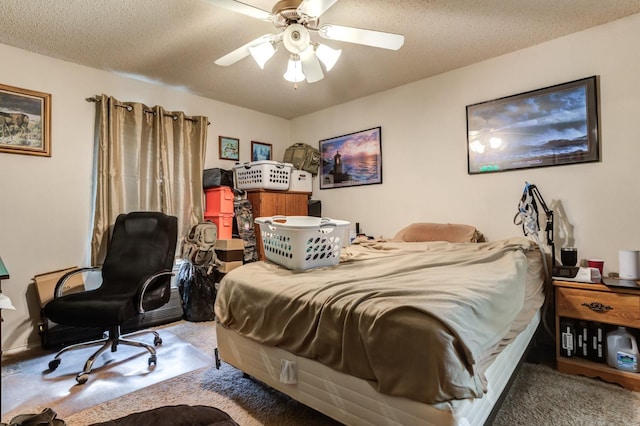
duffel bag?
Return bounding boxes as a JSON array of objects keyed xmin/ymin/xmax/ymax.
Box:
[{"xmin": 283, "ymin": 143, "xmax": 321, "ymax": 176}]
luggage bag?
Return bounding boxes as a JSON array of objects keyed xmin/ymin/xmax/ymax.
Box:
[{"xmin": 283, "ymin": 143, "xmax": 321, "ymax": 175}]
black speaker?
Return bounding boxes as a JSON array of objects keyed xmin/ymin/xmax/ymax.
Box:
[{"xmin": 308, "ymin": 199, "xmax": 321, "ymax": 217}]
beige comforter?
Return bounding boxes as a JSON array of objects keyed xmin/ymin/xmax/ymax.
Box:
[{"xmin": 215, "ymin": 237, "xmax": 543, "ymax": 404}]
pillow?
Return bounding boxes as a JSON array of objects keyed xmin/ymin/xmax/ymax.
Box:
[{"xmin": 391, "ymin": 222, "xmax": 483, "ymax": 243}]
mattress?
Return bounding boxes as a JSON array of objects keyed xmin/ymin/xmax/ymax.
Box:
[
  {"xmin": 216, "ymin": 237, "xmax": 545, "ymax": 404},
  {"xmin": 216, "ymin": 308, "xmax": 541, "ymax": 426}
]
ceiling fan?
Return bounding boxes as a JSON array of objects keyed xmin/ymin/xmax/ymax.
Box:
[{"xmin": 209, "ymin": 0, "xmax": 405, "ymax": 84}]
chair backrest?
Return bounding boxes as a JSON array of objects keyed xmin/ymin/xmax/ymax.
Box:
[{"xmin": 101, "ymin": 212, "xmax": 178, "ymax": 304}]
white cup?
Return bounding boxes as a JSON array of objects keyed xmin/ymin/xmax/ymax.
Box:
[{"xmin": 619, "ymin": 249, "xmax": 640, "ymax": 280}]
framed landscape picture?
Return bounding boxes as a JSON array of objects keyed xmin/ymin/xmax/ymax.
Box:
[
  {"xmin": 466, "ymin": 76, "xmax": 599, "ymax": 174},
  {"xmin": 219, "ymin": 136, "xmax": 239, "ymax": 161},
  {"xmin": 0, "ymin": 83, "xmax": 51, "ymax": 157},
  {"xmin": 251, "ymin": 141, "xmax": 272, "ymax": 161},
  {"xmin": 319, "ymin": 127, "xmax": 382, "ymax": 190}
]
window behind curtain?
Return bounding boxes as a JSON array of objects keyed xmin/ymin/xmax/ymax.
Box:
[{"xmin": 90, "ymin": 94, "xmax": 207, "ymax": 265}]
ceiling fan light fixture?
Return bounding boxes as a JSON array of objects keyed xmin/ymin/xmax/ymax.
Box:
[
  {"xmin": 284, "ymin": 54, "xmax": 305, "ymax": 82},
  {"xmin": 210, "ymin": 0, "xmax": 407, "ymax": 86},
  {"xmin": 248, "ymin": 41, "xmax": 276, "ymax": 69},
  {"xmin": 315, "ymin": 43, "xmax": 341, "ymax": 71},
  {"xmin": 283, "ymin": 23, "xmax": 311, "ymax": 54}
]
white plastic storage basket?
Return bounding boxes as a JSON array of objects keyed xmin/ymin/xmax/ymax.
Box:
[
  {"xmin": 233, "ymin": 161, "xmax": 293, "ymax": 190},
  {"xmin": 255, "ymin": 216, "xmax": 350, "ymax": 271}
]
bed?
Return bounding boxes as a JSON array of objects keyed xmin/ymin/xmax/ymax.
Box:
[{"xmin": 214, "ymin": 224, "xmax": 545, "ymax": 426}]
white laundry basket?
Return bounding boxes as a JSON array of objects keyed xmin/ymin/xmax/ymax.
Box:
[
  {"xmin": 255, "ymin": 216, "xmax": 350, "ymax": 271},
  {"xmin": 233, "ymin": 161, "xmax": 293, "ymax": 190}
]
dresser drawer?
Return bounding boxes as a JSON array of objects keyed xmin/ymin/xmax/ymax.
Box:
[{"xmin": 556, "ymin": 287, "xmax": 640, "ymax": 327}]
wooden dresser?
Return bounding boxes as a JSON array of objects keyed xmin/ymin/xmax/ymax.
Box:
[
  {"xmin": 246, "ymin": 189, "xmax": 310, "ymax": 260},
  {"xmin": 554, "ymin": 280, "xmax": 640, "ymax": 391}
]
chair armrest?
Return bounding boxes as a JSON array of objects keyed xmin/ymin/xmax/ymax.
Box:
[
  {"xmin": 54, "ymin": 266, "xmax": 101, "ymax": 298},
  {"xmin": 137, "ymin": 270, "xmax": 175, "ymax": 314}
]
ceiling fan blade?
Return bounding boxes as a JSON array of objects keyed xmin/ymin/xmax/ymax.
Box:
[
  {"xmin": 215, "ymin": 34, "xmax": 276, "ymax": 66},
  {"xmin": 300, "ymin": 51, "xmax": 324, "ymax": 83},
  {"xmin": 318, "ymin": 24, "xmax": 405, "ymax": 50},
  {"xmin": 207, "ymin": 0, "xmax": 272, "ymax": 21},
  {"xmin": 297, "ymin": 0, "xmax": 338, "ymax": 18}
]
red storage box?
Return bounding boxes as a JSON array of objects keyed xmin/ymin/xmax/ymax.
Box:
[
  {"xmin": 204, "ymin": 213, "xmax": 234, "ymax": 240},
  {"xmin": 205, "ymin": 186, "xmax": 234, "ymax": 215}
]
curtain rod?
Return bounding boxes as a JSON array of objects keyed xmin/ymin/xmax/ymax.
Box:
[{"xmin": 86, "ymin": 97, "xmax": 210, "ymax": 125}]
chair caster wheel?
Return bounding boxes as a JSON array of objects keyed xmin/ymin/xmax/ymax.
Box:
[
  {"xmin": 48, "ymin": 359, "xmax": 61, "ymax": 370},
  {"xmin": 76, "ymin": 373, "xmax": 89, "ymax": 384},
  {"xmin": 149, "ymin": 355, "xmax": 157, "ymax": 366},
  {"xmin": 154, "ymin": 336, "xmax": 162, "ymax": 346}
]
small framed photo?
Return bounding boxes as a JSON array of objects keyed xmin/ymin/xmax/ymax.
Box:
[
  {"xmin": 251, "ymin": 141, "xmax": 272, "ymax": 161},
  {"xmin": 219, "ymin": 136, "xmax": 239, "ymax": 161},
  {"xmin": 319, "ymin": 127, "xmax": 383, "ymax": 190},
  {"xmin": 0, "ymin": 83, "xmax": 51, "ymax": 157}
]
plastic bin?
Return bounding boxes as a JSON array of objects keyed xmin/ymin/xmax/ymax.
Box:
[
  {"xmin": 204, "ymin": 186, "xmax": 234, "ymax": 214},
  {"xmin": 204, "ymin": 213, "xmax": 234, "ymax": 240},
  {"xmin": 289, "ymin": 170, "xmax": 312, "ymax": 192},
  {"xmin": 234, "ymin": 161, "xmax": 293, "ymax": 190},
  {"xmin": 254, "ymin": 216, "xmax": 350, "ymax": 271}
]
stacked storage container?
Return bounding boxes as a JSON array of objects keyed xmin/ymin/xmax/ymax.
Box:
[
  {"xmin": 204, "ymin": 186, "xmax": 234, "ymax": 239},
  {"xmin": 233, "ymin": 161, "xmax": 293, "ymax": 190}
]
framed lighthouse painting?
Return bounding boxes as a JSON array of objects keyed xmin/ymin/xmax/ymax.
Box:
[{"xmin": 319, "ymin": 127, "xmax": 383, "ymax": 190}]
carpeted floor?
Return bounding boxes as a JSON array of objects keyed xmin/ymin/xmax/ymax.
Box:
[
  {"xmin": 494, "ymin": 362, "xmax": 640, "ymax": 425},
  {"xmin": 3, "ymin": 321, "xmax": 640, "ymax": 425}
]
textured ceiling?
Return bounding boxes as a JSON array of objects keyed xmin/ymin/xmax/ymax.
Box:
[{"xmin": 1, "ymin": 1, "xmax": 639, "ymax": 119}]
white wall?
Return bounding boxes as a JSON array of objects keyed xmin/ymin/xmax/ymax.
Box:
[
  {"xmin": 0, "ymin": 44, "xmax": 289, "ymax": 352},
  {"xmin": 2, "ymin": 13, "xmax": 640, "ymax": 353},
  {"xmin": 291, "ymin": 13, "xmax": 640, "ymax": 277}
]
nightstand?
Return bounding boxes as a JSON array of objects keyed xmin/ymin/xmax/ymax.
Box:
[{"xmin": 554, "ymin": 280, "xmax": 640, "ymax": 391}]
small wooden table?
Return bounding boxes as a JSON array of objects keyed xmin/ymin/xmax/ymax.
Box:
[{"xmin": 554, "ymin": 279, "xmax": 640, "ymax": 391}]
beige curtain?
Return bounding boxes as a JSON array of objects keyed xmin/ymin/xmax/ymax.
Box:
[{"xmin": 90, "ymin": 94, "xmax": 207, "ymax": 264}]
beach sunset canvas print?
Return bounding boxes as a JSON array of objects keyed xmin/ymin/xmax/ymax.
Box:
[{"xmin": 319, "ymin": 127, "xmax": 382, "ymax": 189}]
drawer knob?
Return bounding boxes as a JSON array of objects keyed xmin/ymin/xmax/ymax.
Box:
[{"xmin": 581, "ymin": 301, "xmax": 613, "ymax": 313}]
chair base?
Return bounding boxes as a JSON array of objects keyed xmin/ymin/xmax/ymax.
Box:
[{"xmin": 47, "ymin": 326, "xmax": 162, "ymax": 384}]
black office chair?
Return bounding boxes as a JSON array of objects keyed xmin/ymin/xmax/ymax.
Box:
[{"xmin": 44, "ymin": 211, "xmax": 178, "ymax": 384}]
